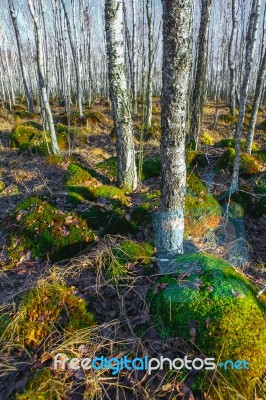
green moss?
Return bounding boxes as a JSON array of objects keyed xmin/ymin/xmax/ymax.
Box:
[
  {"xmin": 254, "ymin": 148, "xmax": 266, "ymax": 163},
  {"xmin": 104, "ymin": 241, "xmax": 154, "ymax": 282},
  {"xmin": 201, "ymin": 132, "xmax": 214, "ymax": 146},
  {"xmin": 10, "ymin": 123, "xmax": 69, "ymax": 155},
  {"xmin": 4, "ymin": 281, "xmax": 95, "ymax": 348},
  {"xmin": 10, "ymin": 197, "xmax": 94, "ymax": 262},
  {"xmin": 0, "ymin": 172, "xmax": 4, "ymax": 192},
  {"xmin": 148, "ymin": 253, "xmax": 266, "ymax": 398},
  {"xmin": 217, "ymin": 148, "xmax": 262, "ymax": 175},
  {"xmin": 131, "ymin": 176, "xmax": 221, "ymax": 237},
  {"xmin": 97, "ymin": 157, "xmax": 118, "ymax": 180},
  {"xmin": 81, "ymin": 205, "xmax": 134, "ymax": 235},
  {"xmin": 14, "ymin": 110, "xmax": 35, "ymax": 119},
  {"xmin": 66, "ymin": 163, "xmax": 95, "ymax": 186},
  {"xmin": 216, "ymin": 138, "xmax": 258, "ymax": 152},
  {"xmin": 141, "ymin": 158, "xmax": 161, "ymax": 179}
]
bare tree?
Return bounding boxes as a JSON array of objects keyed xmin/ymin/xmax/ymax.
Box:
[
  {"xmin": 8, "ymin": 0, "xmax": 34, "ymax": 112},
  {"xmin": 231, "ymin": 0, "xmax": 261, "ymax": 192},
  {"xmin": 228, "ymin": 0, "xmax": 238, "ymax": 116},
  {"xmin": 144, "ymin": 0, "xmax": 153, "ymax": 128},
  {"xmin": 28, "ymin": 0, "xmax": 60, "ymax": 156},
  {"xmin": 189, "ymin": 0, "xmax": 212, "ymax": 149},
  {"xmin": 156, "ymin": 0, "xmax": 192, "ymax": 263},
  {"xmin": 105, "ymin": 0, "xmax": 137, "ymax": 191},
  {"xmin": 246, "ymin": 7, "xmax": 266, "ymax": 154}
]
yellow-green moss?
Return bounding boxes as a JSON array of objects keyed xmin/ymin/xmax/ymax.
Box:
[
  {"xmin": 217, "ymin": 148, "xmax": 262, "ymax": 175},
  {"xmin": 216, "ymin": 138, "xmax": 258, "ymax": 151},
  {"xmin": 4, "ymin": 280, "xmax": 95, "ymax": 347},
  {"xmin": 201, "ymin": 132, "xmax": 214, "ymax": 146},
  {"xmin": 148, "ymin": 253, "xmax": 266, "ymax": 399},
  {"xmin": 66, "ymin": 163, "xmax": 129, "ymax": 207},
  {"xmin": 10, "ymin": 123, "xmax": 69, "ymax": 155},
  {"xmin": 10, "ymin": 197, "xmax": 94, "ymax": 262}
]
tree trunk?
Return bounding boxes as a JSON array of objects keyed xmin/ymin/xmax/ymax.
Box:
[
  {"xmin": 246, "ymin": 10, "xmax": 266, "ymax": 154},
  {"xmin": 156, "ymin": 0, "xmax": 192, "ymax": 264},
  {"xmin": 144, "ymin": 0, "xmax": 153, "ymax": 129},
  {"xmin": 105, "ymin": 0, "xmax": 137, "ymax": 191},
  {"xmin": 189, "ymin": 0, "xmax": 212, "ymax": 149},
  {"xmin": 8, "ymin": 0, "xmax": 34, "ymax": 113},
  {"xmin": 231, "ymin": 0, "xmax": 261, "ymax": 192},
  {"xmin": 61, "ymin": 0, "xmax": 83, "ymax": 118},
  {"xmin": 228, "ymin": 0, "xmax": 238, "ymax": 116},
  {"xmin": 28, "ymin": 0, "xmax": 60, "ymax": 156}
]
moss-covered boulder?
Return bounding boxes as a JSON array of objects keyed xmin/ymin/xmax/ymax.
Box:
[
  {"xmin": 148, "ymin": 253, "xmax": 266, "ymax": 398},
  {"xmin": 104, "ymin": 240, "xmax": 154, "ymax": 282},
  {"xmin": 215, "ymin": 138, "xmax": 258, "ymax": 152},
  {"xmin": 81, "ymin": 205, "xmax": 134, "ymax": 235},
  {"xmin": 66, "ymin": 163, "xmax": 129, "ymax": 207},
  {"xmin": 217, "ymin": 148, "xmax": 262, "ymax": 175},
  {"xmin": 8, "ymin": 197, "xmax": 95, "ymax": 262},
  {"xmin": 131, "ymin": 174, "xmax": 222, "ymax": 238},
  {"xmin": 10, "ymin": 123, "xmax": 69, "ymax": 155},
  {"xmin": 3, "ymin": 280, "xmax": 95, "ymax": 347}
]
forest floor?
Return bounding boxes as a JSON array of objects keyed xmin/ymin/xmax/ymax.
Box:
[{"xmin": 0, "ymin": 100, "xmax": 265, "ymax": 400}]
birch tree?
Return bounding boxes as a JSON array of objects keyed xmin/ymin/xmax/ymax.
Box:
[
  {"xmin": 157, "ymin": 0, "xmax": 192, "ymax": 260},
  {"xmin": 61, "ymin": 0, "xmax": 83, "ymax": 117},
  {"xmin": 189, "ymin": 0, "xmax": 212, "ymax": 149},
  {"xmin": 246, "ymin": 8, "xmax": 266, "ymax": 154},
  {"xmin": 28, "ymin": 0, "xmax": 60, "ymax": 156},
  {"xmin": 231, "ymin": 0, "xmax": 261, "ymax": 192},
  {"xmin": 8, "ymin": 0, "xmax": 34, "ymax": 112},
  {"xmin": 105, "ymin": 0, "xmax": 137, "ymax": 191},
  {"xmin": 228, "ymin": 0, "xmax": 238, "ymax": 116},
  {"xmin": 144, "ymin": 0, "xmax": 153, "ymax": 128}
]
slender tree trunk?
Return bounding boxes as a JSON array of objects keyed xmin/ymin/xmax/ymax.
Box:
[
  {"xmin": 105, "ymin": 0, "xmax": 137, "ymax": 191},
  {"xmin": 231, "ymin": 0, "xmax": 261, "ymax": 192},
  {"xmin": 157, "ymin": 0, "xmax": 192, "ymax": 262},
  {"xmin": 228, "ymin": 0, "xmax": 238, "ymax": 116},
  {"xmin": 8, "ymin": 0, "xmax": 34, "ymax": 112},
  {"xmin": 246, "ymin": 9, "xmax": 266, "ymax": 154},
  {"xmin": 144, "ymin": 0, "xmax": 153, "ymax": 128},
  {"xmin": 28, "ymin": 0, "xmax": 60, "ymax": 156},
  {"xmin": 61, "ymin": 0, "xmax": 83, "ymax": 117},
  {"xmin": 189, "ymin": 0, "xmax": 212, "ymax": 149}
]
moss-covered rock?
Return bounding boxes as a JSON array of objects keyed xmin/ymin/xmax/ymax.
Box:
[
  {"xmin": 131, "ymin": 175, "xmax": 222, "ymax": 237},
  {"xmin": 81, "ymin": 205, "xmax": 134, "ymax": 235},
  {"xmin": 9, "ymin": 197, "xmax": 94, "ymax": 262},
  {"xmin": 148, "ymin": 253, "xmax": 266, "ymax": 398},
  {"xmin": 215, "ymin": 138, "xmax": 258, "ymax": 151},
  {"xmin": 3, "ymin": 280, "xmax": 95, "ymax": 347},
  {"xmin": 104, "ymin": 240, "xmax": 154, "ymax": 282},
  {"xmin": 10, "ymin": 123, "xmax": 69, "ymax": 155},
  {"xmin": 217, "ymin": 148, "xmax": 262, "ymax": 175},
  {"xmin": 66, "ymin": 163, "xmax": 129, "ymax": 207}
]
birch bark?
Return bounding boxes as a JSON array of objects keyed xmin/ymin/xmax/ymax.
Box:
[
  {"xmin": 158, "ymin": 0, "xmax": 192, "ymax": 257},
  {"xmin": 228, "ymin": 0, "xmax": 238, "ymax": 116},
  {"xmin": 8, "ymin": 0, "xmax": 34, "ymax": 112},
  {"xmin": 105, "ymin": 0, "xmax": 137, "ymax": 191},
  {"xmin": 231, "ymin": 0, "xmax": 261, "ymax": 192},
  {"xmin": 28, "ymin": 0, "xmax": 60, "ymax": 156}
]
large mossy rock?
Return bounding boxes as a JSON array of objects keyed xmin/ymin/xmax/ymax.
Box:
[
  {"xmin": 10, "ymin": 123, "xmax": 69, "ymax": 155},
  {"xmin": 3, "ymin": 280, "xmax": 95, "ymax": 347},
  {"xmin": 217, "ymin": 148, "xmax": 263, "ymax": 176},
  {"xmin": 215, "ymin": 138, "xmax": 258, "ymax": 152},
  {"xmin": 8, "ymin": 197, "xmax": 95, "ymax": 262},
  {"xmin": 66, "ymin": 163, "xmax": 129, "ymax": 207},
  {"xmin": 148, "ymin": 253, "xmax": 266, "ymax": 398},
  {"xmin": 131, "ymin": 173, "xmax": 222, "ymax": 238}
]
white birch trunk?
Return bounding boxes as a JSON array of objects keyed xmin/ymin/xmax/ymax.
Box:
[
  {"xmin": 157, "ymin": 0, "xmax": 192, "ymax": 261},
  {"xmin": 28, "ymin": 0, "xmax": 60, "ymax": 156},
  {"xmin": 105, "ymin": 0, "xmax": 137, "ymax": 191},
  {"xmin": 231, "ymin": 0, "xmax": 261, "ymax": 192}
]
